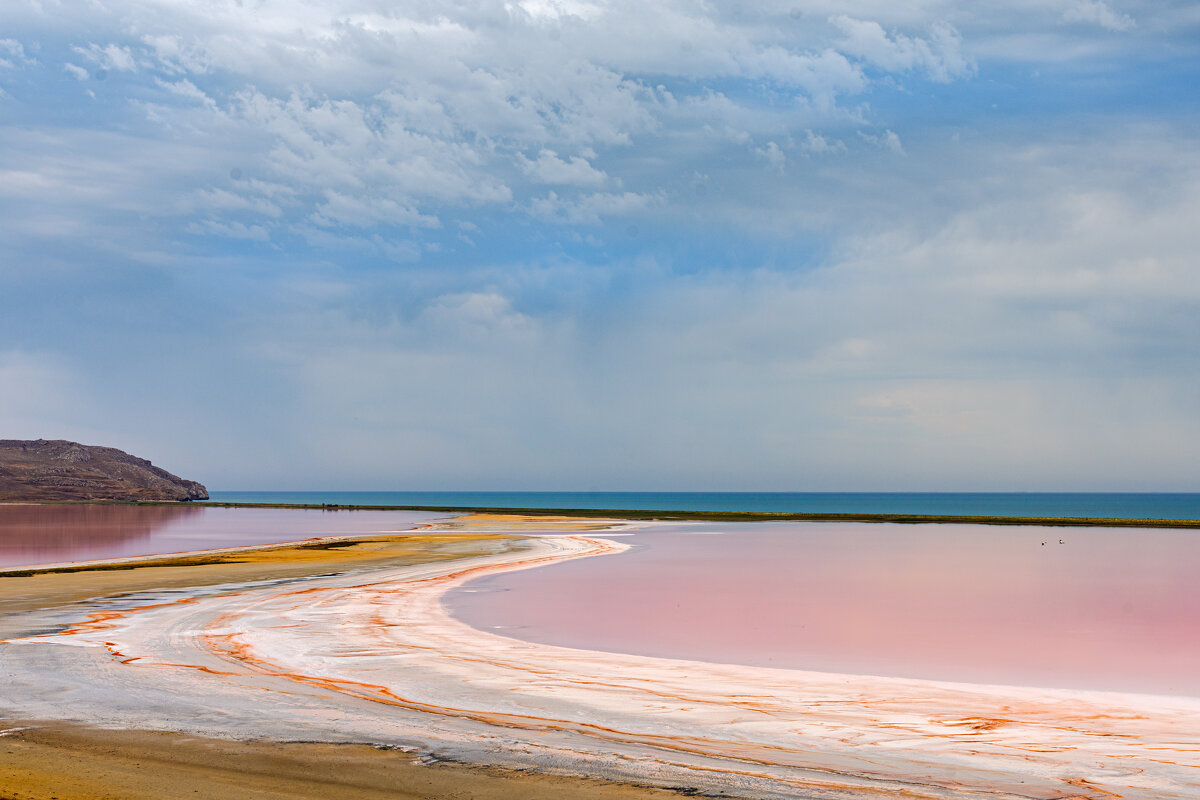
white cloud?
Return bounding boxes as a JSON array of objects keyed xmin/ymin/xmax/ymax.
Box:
[
  {"xmin": 520, "ymin": 149, "xmax": 609, "ymax": 187},
  {"xmin": 419, "ymin": 291, "xmax": 538, "ymax": 345},
  {"xmin": 187, "ymin": 187, "xmax": 282, "ymax": 218},
  {"xmin": 154, "ymin": 78, "xmax": 214, "ymax": 107},
  {"xmin": 859, "ymin": 129, "xmax": 905, "ymax": 154},
  {"xmin": 63, "ymin": 62, "xmax": 89, "ymax": 80},
  {"xmin": 185, "ymin": 219, "xmax": 270, "ymax": 241},
  {"xmin": 0, "ymin": 39, "xmax": 35, "ymax": 69},
  {"xmin": 1063, "ymin": 1, "xmax": 1136, "ymax": 31},
  {"xmin": 529, "ymin": 190, "xmax": 659, "ymax": 224},
  {"xmin": 831, "ymin": 17, "xmax": 974, "ymax": 82},
  {"xmin": 754, "ymin": 140, "xmax": 787, "ymax": 172},
  {"xmin": 73, "ymin": 43, "xmax": 138, "ymax": 72},
  {"xmin": 311, "ymin": 191, "xmax": 439, "ymax": 229},
  {"xmin": 234, "ymin": 88, "xmax": 514, "ymax": 203},
  {"xmin": 141, "ymin": 34, "xmax": 210, "ymax": 75},
  {"xmin": 0, "ymin": 168, "xmax": 58, "ymax": 196},
  {"xmin": 799, "ymin": 129, "xmax": 846, "ymax": 155},
  {"xmin": 513, "ymin": 0, "xmax": 604, "ymax": 23},
  {"xmin": 296, "ymin": 227, "xmax": 423, "ymax": 262}
]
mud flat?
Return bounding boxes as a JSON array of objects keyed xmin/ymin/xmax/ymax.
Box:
[{"xmin": 2, "ymin": 519, "xmax": 1199, "ymax": 799}]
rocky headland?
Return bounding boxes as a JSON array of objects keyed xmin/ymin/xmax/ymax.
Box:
[{"xmin": 0, "ymin": 439, "xmax": 208, "ymax": 502}]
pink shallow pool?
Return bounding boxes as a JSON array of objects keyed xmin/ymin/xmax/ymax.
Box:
[
  {"xmin": 0, "ymin": 505, "xmax": 440, "ymax": 568},
  {"xmin": 448, "ymin": 522, "xmax": 1200, "ymax": 696}
]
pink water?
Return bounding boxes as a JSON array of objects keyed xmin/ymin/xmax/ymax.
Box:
[
  {"xmin": 448, "ymin": 523, "xmax": 1200, "ymax": 696},
  {"xmin": 0, "ymin": 505, "xmax": 440, "ymax": 568}
]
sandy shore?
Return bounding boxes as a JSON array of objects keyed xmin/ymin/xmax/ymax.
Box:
[
  {"xmin": 0, "ymin": 530, "xmax": 518, "ymax": 621},
  {"xmin": 0, "ymin": 722, "xmax": 681, "ymax": 800},
  {"xmin": 4, "ymin": 515, "xmax": 1200, "ymax": 799}
]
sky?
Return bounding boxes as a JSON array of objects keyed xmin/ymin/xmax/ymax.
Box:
[{"xmin": 2, "ymin": 0, "xmax": 1199, "ymax": 491}]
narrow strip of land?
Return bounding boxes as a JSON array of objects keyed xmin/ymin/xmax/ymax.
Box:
[
  {"xmin": 0, "ymin": 533, "xmax": 521, "ymax": 619},
  {"xmin": 190, "ymin": 501, "xmax": 1200, "ymax": 528}
]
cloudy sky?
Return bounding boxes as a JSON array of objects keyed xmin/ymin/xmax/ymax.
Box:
[{"xmin": 2, "ymin": 1, "xmax": 1199, "ymax": 490}]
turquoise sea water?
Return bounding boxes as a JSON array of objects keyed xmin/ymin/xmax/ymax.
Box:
[{"xmin": 207, "ymin": 491, "xmax": 1200, "ymax": 520}]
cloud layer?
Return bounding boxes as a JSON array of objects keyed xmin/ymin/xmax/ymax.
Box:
[{"xmin": 2, "ymin": 0, "xmax": 1198, "ymax": 489}]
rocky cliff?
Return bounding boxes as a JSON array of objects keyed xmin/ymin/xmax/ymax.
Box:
[{"xmin": 0, "ymin": 440, "xmax": 209, "ymax": 502}]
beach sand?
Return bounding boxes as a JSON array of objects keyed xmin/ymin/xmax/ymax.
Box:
[{"xmin": 0, "ymin": 723, "xmax": 679, "ymax": 800}]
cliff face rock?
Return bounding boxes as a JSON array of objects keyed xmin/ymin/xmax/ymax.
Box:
[{"xmin": 0, "ymin": 440, "xmax": 209, "ymax": 502}]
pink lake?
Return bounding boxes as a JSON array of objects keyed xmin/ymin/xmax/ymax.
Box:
[
  {"xmin": 448, "ymin": 522, "xmax": 1200, "ymax": 696},
  {"xmin": 0, "ymin": 504, "xmax": 440, "ymax": 568}
]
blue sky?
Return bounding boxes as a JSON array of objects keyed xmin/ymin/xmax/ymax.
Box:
[{"xmin": 2, "ymin": 0, "xmax": 1199, "ymax": 490}]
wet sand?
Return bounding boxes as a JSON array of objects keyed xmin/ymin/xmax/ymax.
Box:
[{"xmin": 0, "ymin": 723, "xmax": 680, "ymax": 800}]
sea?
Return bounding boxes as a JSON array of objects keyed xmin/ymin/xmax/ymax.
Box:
[{"xmin": 207, "ymin": 491, "xmax": 1200, "ymax": 520}]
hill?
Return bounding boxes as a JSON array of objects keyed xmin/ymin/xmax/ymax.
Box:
[{"xmin": 0, "ymin": 440, "xmax": 208, "ymax": 502}]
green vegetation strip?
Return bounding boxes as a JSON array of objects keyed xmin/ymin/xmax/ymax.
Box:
[{"xmin": 183, "ymin": 502, "xmax": 1200, "ymax": 529}]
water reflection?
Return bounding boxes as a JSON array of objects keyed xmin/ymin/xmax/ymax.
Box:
[
  {"xmin": 0, "ymin": 504, "xmax": 201, "ymax": 565},
  {"xmin": 0, "ymin": 505, "xmax": 439, "ymax": 568}
]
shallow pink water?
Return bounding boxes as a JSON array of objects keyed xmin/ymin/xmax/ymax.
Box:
[
  {"xmin": 448, "ymin": 523, "xmax": 1200, "ymax": 696},
  {"xmin": 0, "ymin": 505, "xmax": 439, "ymax": 568}
]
